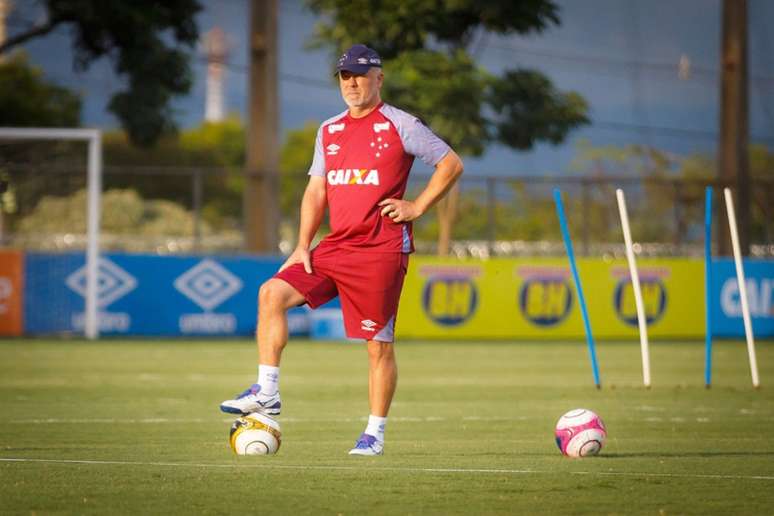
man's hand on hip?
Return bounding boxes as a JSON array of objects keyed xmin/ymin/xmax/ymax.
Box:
[
  {"xmin": 378, "ymin": 198, "xmax": 422, "ymax": 223},
  {"xmin": 279, "ymin": 247, "xmax": 313, "ymax": 274}
]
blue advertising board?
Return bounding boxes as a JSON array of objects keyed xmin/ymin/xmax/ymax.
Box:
[
  {"xmin": 24, "ymin": 252, "xmax": 339, "ymax": 336},
  {"xmin": 711, "ymin": 258, "xmax": 774, "ymax": 337}
]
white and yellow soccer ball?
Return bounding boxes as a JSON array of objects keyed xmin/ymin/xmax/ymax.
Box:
[
  {"xmin": 229, "ymin": 413, "xmax": 282, "ymax": 455},
  {"xmin": 554, "ymin": 408, "xmax": 606, "ymax": 457}
]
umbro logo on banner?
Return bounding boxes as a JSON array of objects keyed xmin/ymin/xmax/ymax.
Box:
[
  {"xmin": 174, "ymin": 259, "xmax": 242, "ymax": 311},
  {"xmin": 66, "ymin": 258, "xmax": 137, "ymax": 309}
]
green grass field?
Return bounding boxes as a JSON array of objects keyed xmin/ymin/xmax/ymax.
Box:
[{"xmin": 1, "ymin": 338, "xmax": 773, "ymax": 515}]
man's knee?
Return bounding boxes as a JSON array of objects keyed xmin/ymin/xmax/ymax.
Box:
[
  {"xmin": 258, "ymin": 279, "xmax": 299, "ymax": 310},
  {"xmin": 367, "ymin": 340, "xmax": 395, "ymax": 361}
]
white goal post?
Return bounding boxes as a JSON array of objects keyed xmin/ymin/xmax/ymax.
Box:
[{"xmin": 0, "ymin": 127, "xmax": 102, "ymax": 339}]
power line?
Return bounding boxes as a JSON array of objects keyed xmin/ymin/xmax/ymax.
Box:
[
  {"xmin": 202, "ymin": 55, "xmax": 771, "ymax": 142},
  {"xmin": 193, "ymin": 56, "xmax": 333, "ymax": 89},
  {"xmin": 593, "ymin": 121, "xmax": 774, "ymax": 144},
  {"xmin": 488, "ymin": 42, "xmax": 774, "ymax": 86}
]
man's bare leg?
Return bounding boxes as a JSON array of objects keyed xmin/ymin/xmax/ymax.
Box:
[
  {"xmin": 349, "ymin": 340, "xmax": 396, "ymax": 455},
  {"xmin": 257, "ymin": 278, "xmax": 306, "ymax": 366},
  {"xmin": 220, "ymin": 278, "xmax": 304, "ymax": 415},
  {"xmin": 367, "ymin": 340, "xmax": 397, "ymax": 417}
]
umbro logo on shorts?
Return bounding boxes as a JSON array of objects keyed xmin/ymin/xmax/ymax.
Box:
[{"xmin": 361, "ymin": 319, "xmax": 377, "ymax": 331}]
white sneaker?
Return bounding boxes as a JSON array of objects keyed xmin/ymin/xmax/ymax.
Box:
[
  {"xmin": 219, "ymin": 384, "xmax": 281, "ymax": 416},
  {"xmin": 348, "ymin": 433, "xmax": 384, "ymax": 456}
]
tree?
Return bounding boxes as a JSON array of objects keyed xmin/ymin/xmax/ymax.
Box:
[
  {"xmin": 0, "ymin": 0, "xmax": 201, "ymax": 146},
  {"xmin": 570, "ymin": 142, "xmax": 683, "ymax": 243},
  {"xmin": 13, "ymin": 188, "xmax": 217, "ymax": 252},
  {"xmin": 16, "ymin": 188, "xmax": 210, "ymax": 237},
  {"xmin": 0, "ymin": 53, "xmax": 81, "ymax": 127},
  {"xmin": 571, "ymin": 141, "xmax": 774, "ymax": 248},
  {"xmin": 0, "ymin": 53, "xmax": 83, "ymax": 228},
  {"xmin": 103, "ymin": 116, "xmax": 245, "ymax": 230},
  {"xmin": 279, "ymin": 121, "xmax": 318, "ymax": 222},
  {"xmin": 306, "ymin": 0, "xmax": 589, "ymax": 254}
]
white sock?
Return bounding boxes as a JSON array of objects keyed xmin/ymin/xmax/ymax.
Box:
[
  {"xmin": 365, "ymin": 415, "xmax": 387, "ymax": 442},
  {"xmin": 257, "ymin": 364, "xmax": 280, "ymax": 395}
]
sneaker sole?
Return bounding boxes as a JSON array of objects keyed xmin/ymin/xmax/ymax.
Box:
[
  {"xmin": 219, "ymin": 404, "xmax": 281, "ymax": 416},
  {"xmin": 348, "ymin": 449, "xmax": 383, "ymax": 456}
]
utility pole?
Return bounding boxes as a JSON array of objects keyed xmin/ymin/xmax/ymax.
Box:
[
  {"xmin": 244, "ymin": 0, "xmax": 279, "ymax": 252},
  {"xmin": 0, "ymin": 1, "xmax": 10, "ymax": 242},
  {"xmin": 0, "ymin": 0, "xmax": 10, "ymax": 62},
  {"xmin": 718, "ymin": 0, "xmax": 750, "ymax": 256}
]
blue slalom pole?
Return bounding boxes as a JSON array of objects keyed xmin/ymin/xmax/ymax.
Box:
[
  {"xmin": 704, "ymin": 186, "xmax": 713, "ymax": 388},
  {"xmin": 553, "ymin": 189, "xmax": 601, "ymax": 388}
]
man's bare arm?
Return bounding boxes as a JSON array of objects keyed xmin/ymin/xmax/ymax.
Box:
[
  {"xmin": 279, "ymin": 176, "xmax": 327, "ymax": 273},
  {"xmin": 378, "ymin": 150, "xmax": 464, "ymax": 223}
]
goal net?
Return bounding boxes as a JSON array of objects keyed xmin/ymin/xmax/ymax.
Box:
[{"xmin": 0, "ymin": 127, "xmax": 101, "ymax": 339}]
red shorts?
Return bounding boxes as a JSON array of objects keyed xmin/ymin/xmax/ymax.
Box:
[{"xmin": 274, "ymin": 242, "xmax": 409, "ymax": 342}]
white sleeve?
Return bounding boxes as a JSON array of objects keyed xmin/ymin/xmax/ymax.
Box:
[
  {"xmin": 308, "ymin": 126, "xmax": 325, "ymax": 177},
  {"xmin": 402, "ymin": 119, "xmax": 451, "ymax": 166},
  {"xmin": 382, "ymin": 105, "xmax": 451, "ymax": 166}
]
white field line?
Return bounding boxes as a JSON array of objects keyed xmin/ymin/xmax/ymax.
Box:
[
  {"xmin": 1, "ymin": 457, "xmax": 773, "ymax": 481},
  {"xmin": 6, "ymin": 416, "xmax": 529, "ymax": 424},
  {"xmin": 7, "ymin": 415, "xmax": 744, "ymax": 425}
]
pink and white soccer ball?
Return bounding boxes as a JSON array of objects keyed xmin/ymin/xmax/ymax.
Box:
[{"xmin": 554, "ymin": 408, "xmax": 606, "ymax": 457}]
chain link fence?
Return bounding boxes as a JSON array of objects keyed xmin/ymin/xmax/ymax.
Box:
[{"xmin": 1, "ymin": 147, "xmax": 772, "ymax": 257}]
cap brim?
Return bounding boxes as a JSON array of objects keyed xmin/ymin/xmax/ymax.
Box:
[{"xmin": 335, "ymin": 64, "xmax": 377, "ymax": 76}]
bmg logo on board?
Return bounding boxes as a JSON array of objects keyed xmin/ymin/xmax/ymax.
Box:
[
  {"xmin": 420, "ymin": 265, "xmax": 480, "ymax": 326},
  {"xmin": 516, "ymin": 267, "xmax": 573, "ymax": 327},
  {"xmin": 611, "ymin": 267, "xmax": 667, "ymax": 326}
]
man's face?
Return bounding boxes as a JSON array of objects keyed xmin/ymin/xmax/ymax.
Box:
[{"xmin": 339, "ymin": 68, "xmax": 383, "ymax": 109}]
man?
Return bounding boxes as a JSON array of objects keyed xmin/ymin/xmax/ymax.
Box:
[{"xmin": 220, "ymin": 44, "xmax": 463, "ymax": 456}]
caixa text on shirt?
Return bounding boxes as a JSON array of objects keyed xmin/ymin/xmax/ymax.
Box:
[{"xmin": 327, "ymin": 168, "xmax": 380, "ymax": 186}]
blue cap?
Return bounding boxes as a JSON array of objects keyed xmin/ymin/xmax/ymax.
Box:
[{"xmin": 335, "ymin": 44, "xmax": 382, "ymax": 75}]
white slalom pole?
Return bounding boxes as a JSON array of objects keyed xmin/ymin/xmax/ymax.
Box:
[
  {"xmin": 723, "ymin": 188, "xmax": 760, "ymax": 388},
  {"xmin": 616, "ymin": 189, "xmax": 651, "ymax": 387}
]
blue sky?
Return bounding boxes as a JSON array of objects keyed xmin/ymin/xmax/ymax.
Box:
[{"xmin": 8, "ymin": 0, "xmax": 774, "ymax": 176}]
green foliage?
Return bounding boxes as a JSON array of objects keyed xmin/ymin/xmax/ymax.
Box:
[
  {"xmin": 307, "ymin": 0, "xmax": 560, "ymax": 58},
  {"xmin": 180, "ymin": 117, "xmax": 246, "ymax": 169},
  {"xmin": 105, "ymin": 116, "xmax": 246, "ymax": 169},
  {"xmin": 384, "ymin": 50, "xmax": 489, "ymax": 156},
  {"xmin": 103, "ymin": 132, "xmax": 212, "ymax": 168},
  {"xmin": 571, "ymin": 139, "xmax": 680, "ymax": 177},
  {"xmin": 411, "ymin": 184, "xmax": 562, "ymax": 242},
  {"xmin": 488, "ymin": 70, "xmax": 589, "ymax": 150},
  {"xmin": 280, "ymin": 121, "xmax": 319, "ymax": 220},
  {"xmin": 103, "ymin": 117, "xmax": 245, "ymax": 230},
  {"xmin": 16, "ymin": 188, "xmax": 209, "ymax": 236},
  {"xmin": 103, "ymin": 118, "xmax": 331, "ymax": 235},
  {"xmin": 0, "ymin": 53, "xmax": 81, "ymax": 127},
  {"xmin": 570, "ymin": 141, "xmax": 774, "ymax": 245},
  {"xmin": 749, "ymin": 143, "xmax": 774, "ymax": 178},
  {"xmin": 306, "ymin": 0, "xmax": 588, "ymax": 154},
  {"xmin": 1, "ymin": 0, "xmax": 201, "ymax": 146},
  {"xmin": 180, "ymin": 117, "xmax": 246, "ymax": 227}
]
